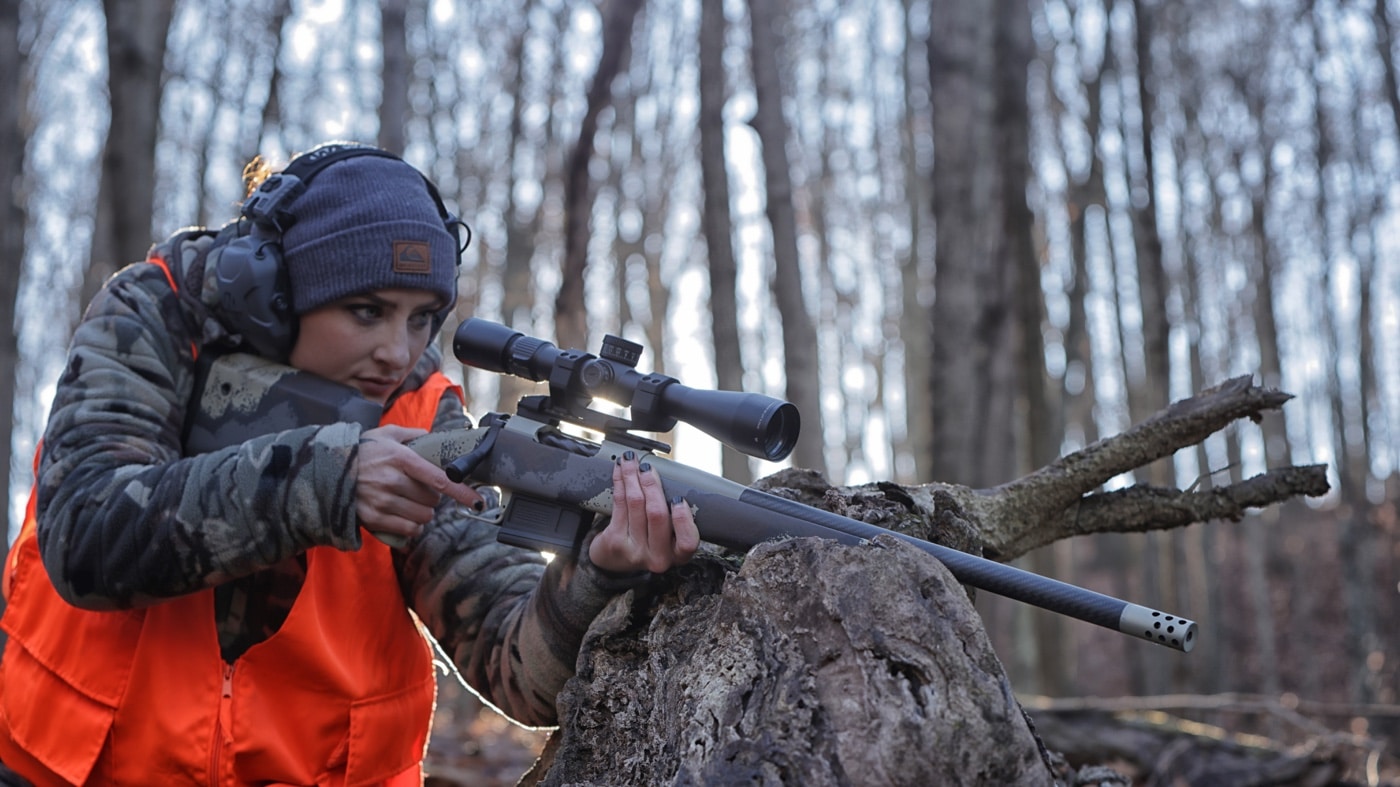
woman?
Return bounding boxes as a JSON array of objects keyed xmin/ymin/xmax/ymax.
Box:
[{"xmin": 0, "ymin": 143, "xmax": 697, "ymax": 785}]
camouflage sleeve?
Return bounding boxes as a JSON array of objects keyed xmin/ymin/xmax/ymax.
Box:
[
  {"xmin": 35, "ymin": 264, "xmax": 365, "ymax": 609},
  {"xmin": 398, "ymin": 393, "xmax": 638, "ymax": 727}
]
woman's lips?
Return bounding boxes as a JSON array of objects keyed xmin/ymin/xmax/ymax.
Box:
[{"xmin": 356, "ymin": 377, "xmax": 400, "ymax": 401}]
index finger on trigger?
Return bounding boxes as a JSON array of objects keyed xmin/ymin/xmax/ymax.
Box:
[{"xmin": 396, "ymin": 449, "xmax": 482, "ymax": 508}]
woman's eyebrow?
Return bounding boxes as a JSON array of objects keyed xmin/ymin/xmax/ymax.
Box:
[{"xmin": 353, "ymin": 292, "xmax": 444, "ymax": 312}]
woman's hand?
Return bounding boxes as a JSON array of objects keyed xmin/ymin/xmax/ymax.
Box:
[
  {"xmin": 588, "ymin": 451, "xmax": 700, "ymax": 574},
  {"xmin": 355, "ymin": 425, "xmax": 484, "ymax": 544}
]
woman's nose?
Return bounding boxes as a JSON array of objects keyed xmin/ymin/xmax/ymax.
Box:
[{"xmin": 373, "ymin": 322, "xmax": 413, "ymax": 368}]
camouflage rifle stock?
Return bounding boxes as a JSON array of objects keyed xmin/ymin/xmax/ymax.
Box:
[
  {"xmin": 184, "ymin": 352, "xmax": 383, "ymax": 456},
  {"xmin": 184, "ymin": 351, "xmax": 408, "ymax": 546}
]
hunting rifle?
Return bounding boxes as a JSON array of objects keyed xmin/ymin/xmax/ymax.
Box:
[{"xmin": 407, "ymin": 319, "xmax": 1197, "ymax": 653}]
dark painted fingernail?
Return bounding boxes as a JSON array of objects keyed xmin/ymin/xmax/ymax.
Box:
[
  {"xmin": 670, "ymin": 495, "xmax": 683, "ymax": 506},
  {"xmin": 615, "ymin": 455, "xmax": 622, "ymax": 466},
  {"xmin": 624, "ymin": 450, "xmax": 636, "ymax": 461},
  {"xmin": 471, "ymin": 500, "xmax": 485, "ymax": 512},
  {"xmin": 640, "ymin": 462, "xmax": 651, "ymax": 472}
]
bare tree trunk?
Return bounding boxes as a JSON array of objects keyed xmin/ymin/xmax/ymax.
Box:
[
  {"xmin": 85, "ymin": 0, "xmax": 175, "ymax": 307},
  {"xmin": 807, "ymin": 19, "xmax": 847, "ymax": 475},
  {"xmin": 1351, "ymin": 201, "xmax": 1384, "ymax": 702},
  {"xmin": 991, "ymin": 0, "xmax": 1059, "ymax": 695},
  {"xmin": 377, "ymin": 0, "xmax": 409, "ymax": 155},
  {"xmin": 556, "ymin": 0, "xmax": 643, "ymax": 351},
  {"xmin": 1325, "ymin": 246, "xmax": 1377, "ymax": 707},
  {"xmin": 497, "ymin": 2, "xmax": 548, "ymax": 413},
  {"xmin": 1374, "ymin": 0, "xmax": 1400, "ymax": 142},
  {"xmin": 1063, "ymin": 0, "xmax": 1108, "ymax": 462},
  {"xmin": 1225, "ymin": 318, "xmax": 1279, "ymax": 706},
  {"xmin": 926, "ymin": 0, "xmax": 1018, "ymax": 490},
  {"xmin": 1036, "ymin": 0, "xmax": 1118, "ymax": 698},
  {"xmin": 747, "ymin": 0, "xmax": 826, "ymax": 477},
  {"xmin": 1304, "ymin": 18, "xmax": 1375, "ymax": 704},
  {"xmin": 0, "ymin": 0, "xmax": 29, "ymax": 652},
  {"xmin": 1171, "ymin": 99, "xmax": 1227, "ymax": 694},
  {"xmin": 1128, "ymin": 0, "xmax": 1172, "ymax": 439},
  {"xmin": 1246, "ymin": 196, "xmax": 1289, "ymax": 452},
  {"xmin": 254, "ymin": 0, "xmax": 291, "ymax": 154},
  {"xmin": 897, "ymin": 0, "xmax": 932, "ymax": 484},
  {"xmin": 1361, "ymin": 211, "xmax": 1397, "ymax": 702},
  {"xmin": 698, "ymin": 0, "xmax": 751, "ymax": 484},
  {"xmin": 1127, "ymin": 0, "xmax": 1177, "ymax": 697},
  {"xmin": 1247, "ymin": 172, "xmax": 1285, "ymax": 716},
  {"xmin": 1181, "ymin": 256, "xmax": 1225, "ymax": 695},
  {"xmin": 603, "ymin": 45, "xmax": 674, "ymax": 374}
]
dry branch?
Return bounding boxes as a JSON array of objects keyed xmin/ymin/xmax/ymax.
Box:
[
  {"xmin": 801, "ymin": 377, "xmax": 1329, "ymax": 562},
  {"xmin": 972, "ymin": 376, "xmax": 1328, "ymax": 560}
]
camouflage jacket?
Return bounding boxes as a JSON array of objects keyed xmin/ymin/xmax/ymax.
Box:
[{"xmin": 33, "ymin": 228, "xmax": 627, "ymax": 726}]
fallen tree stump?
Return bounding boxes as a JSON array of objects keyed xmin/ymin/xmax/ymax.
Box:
[{"xmin": 524, "ymin": 537, "xmax": 1056, "ymax": 786}]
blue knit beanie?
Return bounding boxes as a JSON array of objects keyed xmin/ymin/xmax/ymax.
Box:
[{"xmin": 280, "ymin": 154, "xmax": 458, "ymax": 315}]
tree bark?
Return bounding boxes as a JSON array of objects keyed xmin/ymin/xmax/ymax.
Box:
[
  {"xmin": 520, "ymin": 380, "xmax": 1326, "ymax": 783},
  {"xmin": 526, "ymin": 538, "xmax": 1056, "ymax": 786}
]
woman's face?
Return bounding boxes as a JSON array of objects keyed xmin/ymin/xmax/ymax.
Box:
[{"xmin": 289, "ymin": 288, "xmax": 443, "ymax": 404}]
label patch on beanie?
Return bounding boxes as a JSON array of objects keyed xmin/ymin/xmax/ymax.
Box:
[{"xmin": 393, "ymin": 241, "xmax": 433, "ymax": 274}]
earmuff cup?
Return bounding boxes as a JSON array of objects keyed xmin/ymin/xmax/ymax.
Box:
[{"xmin": 214, "ymin": 223, "xmax": 295, "ymax": 360}]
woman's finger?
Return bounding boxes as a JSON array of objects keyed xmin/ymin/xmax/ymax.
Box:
[{"xmin": 670, "ymin": 495, "xmax": 699, "ymax": 561}]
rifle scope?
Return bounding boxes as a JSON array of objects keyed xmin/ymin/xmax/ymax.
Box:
[{"xmin": 454, "ymin": 318, "xmax": 800, "ymax": 462}]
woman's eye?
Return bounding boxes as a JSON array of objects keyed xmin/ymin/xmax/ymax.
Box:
[
  {"xmin": 409, "ymin": 312, "xmax": 435, "ymax": 331},
  {"xmin": 349, "ymin": 304, "xmax": 382, "ymax": 321}
]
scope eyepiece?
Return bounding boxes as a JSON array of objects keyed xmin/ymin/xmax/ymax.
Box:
[
  {"xmin": 453, "ymin": 319, "xmax": 559, "ymax": 380},
  {"xmin": 452, "ymin": 318, "xmax": 801, "ymax": 461}
]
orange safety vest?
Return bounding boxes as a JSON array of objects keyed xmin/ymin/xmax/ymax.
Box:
[{"xmin": 0, "ymin": 371, "xmax": 460, "ymax": 786}]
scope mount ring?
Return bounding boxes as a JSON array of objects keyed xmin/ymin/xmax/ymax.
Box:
[{"xmin": 602, "ymin": 429, "xmax": 671, "ymax": 457}]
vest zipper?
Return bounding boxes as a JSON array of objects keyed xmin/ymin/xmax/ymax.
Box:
[{"xmin": 210, "ymin": 661, "xmax": 235, "ymax": 786}]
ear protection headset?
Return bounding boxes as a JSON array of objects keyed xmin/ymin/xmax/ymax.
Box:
[{"xmin": 214, "ymin": 142, "xmax": 467, "ymax": 360}]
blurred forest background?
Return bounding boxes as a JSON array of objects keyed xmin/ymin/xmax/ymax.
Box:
[{"xmin": 0, "ymin": 0, "xmax": 1397, "ymax": 779}]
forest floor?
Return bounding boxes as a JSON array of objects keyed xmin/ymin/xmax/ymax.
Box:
[
  {"xmin": 421, "ymin": 678, "xmax": 1400, "ymax": 786},
  {"xmin": 423, "ymin": 678, "xmax": 549, "ymax": 787}
]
